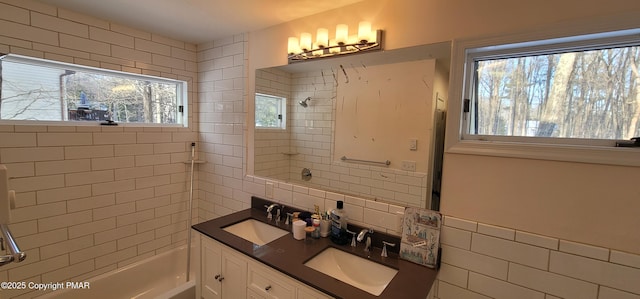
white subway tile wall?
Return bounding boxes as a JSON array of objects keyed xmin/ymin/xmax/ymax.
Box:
[
  {"xmin": 254, "ymin": 68, "xmax": 292, "ymax": 180},
  {"xmin": 439, "ymin": 216, "xmax": 640, "ymax": 299},
  {"xmin": 0, "ymin": 1, "xmax": 197, "ymax": 298},
  {"xmin": 196, "ymin": 34, "xmax": 249, "ymax": 221}
]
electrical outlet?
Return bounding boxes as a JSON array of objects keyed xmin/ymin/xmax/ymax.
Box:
[{"xmin": 401, "ymin": 160, "xmax": 417, "ymax": 171}]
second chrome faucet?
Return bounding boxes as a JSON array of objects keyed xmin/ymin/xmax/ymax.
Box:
[
  {"xmin": 357, "ymin": 228, "xmax": 374, "ymax": 257},
  {"xmin": 265, "ymin": 203, "xmax": 279, "ymax": 221}
]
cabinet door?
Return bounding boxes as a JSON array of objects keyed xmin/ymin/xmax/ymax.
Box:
[
  {"xmin": 201, "ymin": 238, "xmax": 222, "ymax": 299},
  {"xmin": 248, "ymin": 262, "xmax": 295, "ymax": 299},
  {"xmin": 220, "ymin": 248, "xmax": 247, "ymax": 299},
  {"xmin": 201, "ymin": 237, "xmax": 248, "ymax": 299}
]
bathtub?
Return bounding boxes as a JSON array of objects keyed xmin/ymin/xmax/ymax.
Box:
[{"xmin": 36, "ymin": 245, "xmax": 196, "ymax": 299}]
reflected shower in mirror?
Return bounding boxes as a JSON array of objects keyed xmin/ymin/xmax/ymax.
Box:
[
  {"xmin": 298, "ymin": 97, "xmax": 311, "ymax": 108},
  {"xmin": 253, "ymin": 42, "xmax": 451, "ymax": 209}
]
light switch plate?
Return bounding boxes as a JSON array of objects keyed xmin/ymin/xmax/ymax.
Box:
[{"xmin": 409, "ymin": 139, "xmax": 418, "ymax": 151}]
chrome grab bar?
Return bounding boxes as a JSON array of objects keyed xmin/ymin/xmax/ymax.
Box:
[
  {"xmin": 0, "ymin": 223, "xmax": 26, "ymax": 266},
  {"xmin": 0, "ymin": 164, "xmax": 26, "ymax": 267},
  {"xmin": 340, "ymin": 156, "xmax": 391, "ymax": 166}
]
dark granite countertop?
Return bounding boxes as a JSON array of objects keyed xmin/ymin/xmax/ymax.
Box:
[{"xmin": 192, "ymin": 198, "xmax": 438, "ymax": 299}]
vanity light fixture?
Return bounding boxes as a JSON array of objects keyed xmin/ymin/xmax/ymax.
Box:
[{"xmin": 287, "ymin": 21, "xmax": 383, "ymax": 63}]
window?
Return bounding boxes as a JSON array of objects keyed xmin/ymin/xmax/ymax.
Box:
[
  {"xmin": 0, "ymin": 54, "xmax": 187, "ymax": 126},
  {"xmin": 255, "ymin": 93, "xmax": 286, "ymax": 129},
  {"xmin": 463, "ymin": 29, "xmax": 640, "ymax": 146}
]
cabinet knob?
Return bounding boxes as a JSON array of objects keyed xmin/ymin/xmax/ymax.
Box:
[
  {"xmin": 265, "ymin": 285, "xmax": 272, "ymax": 291},
  {"xmin": 218, "ymin": 275, "xmax": 225, "ymax": 282},
  {"xmin": 214, "ymin": 274, "xmax": 224, "ymax": 282}
]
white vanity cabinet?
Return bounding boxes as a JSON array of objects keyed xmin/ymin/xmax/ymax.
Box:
[
  {"xmin": 199, "ymin": 234, "xmax": 333, "ymax": 299},
  {"xmin": 201, "ymin": 235, "xmax": 247, "ymax": 299},
  {"xmin": 247, "ymin": 261, "xmax": 296, "ymax": 299}
]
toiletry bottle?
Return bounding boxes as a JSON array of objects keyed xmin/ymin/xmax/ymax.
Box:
[
  {"xmin": 312, "ymin": 219, "xmax": 320, "ymax": 239},
  {"xmin": 330, "ymin": 201, "xmax": 349, "ymax": 245}
]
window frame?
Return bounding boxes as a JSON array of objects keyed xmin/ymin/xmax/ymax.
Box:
[
  {"xmin": 254, "ymin": 93, "xmax": 287, "ymax": 130},
  {"xmin": 0, "ymin": 54, "xmax": 188, "ymax": 127},
  {"xmin": 446, "ymin": 23, "xmax": 640, "ymax": 167}
]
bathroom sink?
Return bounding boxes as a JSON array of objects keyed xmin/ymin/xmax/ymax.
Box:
[
  {"xmin": 304, "ymin": 247, "xmax": 398, "ymax": 296},
  {"xmin": 222, "ymin": 219, "xmax": 289, "ymax": 246}
]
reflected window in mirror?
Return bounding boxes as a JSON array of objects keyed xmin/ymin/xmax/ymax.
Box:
[{"xmin": 255, "ymin": 93, "xmax": 286, "ymax": 130}]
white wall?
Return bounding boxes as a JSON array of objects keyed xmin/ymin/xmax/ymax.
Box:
[
  {"xmin": 0, "ymin": 1, "xmax": 198, "ymax": 298},
  {"xmin": 334, "ymin": 60, "xmax": 434, "ymax": 173}
]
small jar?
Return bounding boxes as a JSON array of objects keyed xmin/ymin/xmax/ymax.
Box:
[{"xmin": 311, "ymin": 219, "xmax": 321, "ymax": 239}]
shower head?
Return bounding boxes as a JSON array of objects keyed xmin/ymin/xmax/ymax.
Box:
[{"xmin": 299, "ymin": 97, "xmax": 311, "ymax": 108}]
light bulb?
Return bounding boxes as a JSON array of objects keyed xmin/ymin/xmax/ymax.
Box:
[
  {"xmin": 358, "ymin": 21, "xmax": 372, "ymax": 43},
  {"xmin": 335, "ymin": 24, "xmax": 348, "ymax": 45},
  {"xmin": 316, "ymin": 28, "xmax": 328, "ymax": 48},
  {"xmin": 287, "ymin": 37, "xmax": 300, "ymax": 54},
  {"xmin": 300, "ymin": 32, "xmax": 312, "ymax": 51}
]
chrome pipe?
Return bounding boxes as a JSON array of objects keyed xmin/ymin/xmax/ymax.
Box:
[{"xmin": 185, "ymin": 143, "xmax": 196, "ymax": 282}]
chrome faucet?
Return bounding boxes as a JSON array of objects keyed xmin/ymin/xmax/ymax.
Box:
[
  {"xmin": 381, "ymin": 241, "xmax": 396, "ymax": 257},
  {"xmin": 265, "ymin": 203, "xmax": 279, "ymax": 221},
  {"xmin": 357, "ymin": 228, "xmax": 374, "ymax": 257},
  {"xmin": 346, "ymin": 229, "xmax": 357, "ymax": 247}
]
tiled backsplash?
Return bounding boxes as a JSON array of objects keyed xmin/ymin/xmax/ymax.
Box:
[
  {"xmin": 436, "ymin": 216, "xmax": 640, "ymax": 299},
  {"xmin": 245, "ymin": 175, "xmax": 407, "ymax": 236}
]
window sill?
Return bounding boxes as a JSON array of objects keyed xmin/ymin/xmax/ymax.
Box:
[
  {"xmin": 446, "ymin": 140, "xmax": 640, "ymax": 167},
  {"xmin": 0, "ymin": 120, "xmax": 187, "ymax": 128},
  {"xmin": 255, "ymin": 127, "xmax": 287, "ymax": 131}
]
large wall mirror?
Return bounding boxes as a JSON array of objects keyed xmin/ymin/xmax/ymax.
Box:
[{"xmin": 252, "ymin": 42, "xmax": 450, "ymax": 210}]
